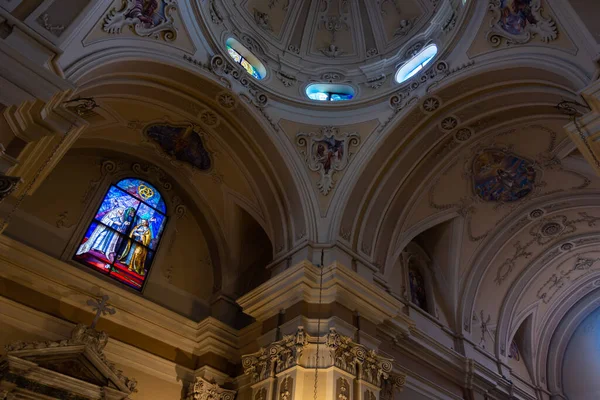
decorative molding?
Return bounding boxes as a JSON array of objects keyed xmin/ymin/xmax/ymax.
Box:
[
  {"xmin": 440, "ymin": 116, "xmax": 459, "ymax": 131},
  {"xmin": 394, "ymin": 18, "xmax": 416, "ymax": 37},
  {"xmin": 296, "ymin": 127, "xmax": 360, "ymax": 195},
  {"xmin": 242, "ymin": 326, "xmax": 406, "ymax": 394},
  {"xmin": 0, "ymin": 174, "xmax": 22, "ymax": 203},
  {"xmin": 236, "ymin": 261, "xmax": 407, "ymax": 326},
  {"xmin": 242, "ymin": 327, "xmax": 307, "ymax": 382},
  {"xmin": 367, "ymin": 75, "xmax": 387, "ymax": 90},
  {"xmin": 326, "ymin": 327, "xmax": 395, "ymax": 386},
  {"xmin": 200, "ymin": 110, "xmax": 219, "ymax": 127},
  {"xmin": 217, "ymin": 93, "xmax": 237, "ymax": 109},
  {"xmin": 208, "ymin": 0, "xmax": 223, "ymax": 24},
  {"xmin": 268, "ymin": 0, "xmax": 290, "ymax": 10},
  {"xmin": 486, "ymin": 0, "xmax": 557, "ymax": 47},
  {"xmin": 421, "ymin": 97, "xmax": 441, "ymax": 113},
  {"xmin": 537, "ymin": 256, "xmax": 600, "ymax": 304},
  {"xmin": 55, "ymin": 211, "xmax": 75, "ymax": 229},
  {"xmin": 389, "ymin": 61, "xmax": 450, "ymax": 113},
  {"xmin": 5, "ymin": 323, "xmax": 138, "ymax": 393},
  {"xmin": 276, "ymin": 71, "xmax": 297, "ymax": 87},
  {"xmin": 36, "ymin": 13, "xmax": 65, "ymax": 36},
  {"xmin": 103, "ymin": 0, "xmax": 178, "ymax": 41},
  {"xmin": 454, "ymin": 128, "xmax": 472, "ymax": 142},
  {"xmin": 253, "ymin": 8, "xmax": 273, "ymax": 31},
  {"xmin": 495, "ymin": 213, "xmax": 600, "ymax": 284},
  {"xmin": 186, "ymin": 376, "xmax": 236, "ymax": 400}
]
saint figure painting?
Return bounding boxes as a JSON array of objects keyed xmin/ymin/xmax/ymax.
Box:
[
  {"xmin": 74, "ymin": 178, "xmax": 167, "ymax": 290},
  {"xmin": 472, "ymin": 149, "xmax": 536, "ymax": 203},
  {"xmin": 145, "ymin": 123, "xmax": 212, "ymax": 171},
  {"xmin": 499, "ymin": 0, "xmax": 537, "ymax": 35}
]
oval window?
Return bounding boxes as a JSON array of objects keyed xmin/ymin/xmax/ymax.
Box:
[
  {"xmin": 395, "ymin": 44, "xmax": 438, "ymax": 84},
  {"xmin": 305, "ymin": 83, "xmax": 355, "ymax": 102},
  {"xmin": 226, "ymin": 38, "xmax": 267, "ymax": 80}
]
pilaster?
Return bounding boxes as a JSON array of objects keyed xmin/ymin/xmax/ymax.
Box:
[
  {"xmin": 564, "ymin": 79, "xmax": 600, "ymax": 175},
  {"xmin": 3, "ymin": 90, "xmax": 87, "ymax": 197}
]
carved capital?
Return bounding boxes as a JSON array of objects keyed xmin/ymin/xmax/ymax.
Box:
[
  {"xmin": 242, "ymin": 327, "xmax": 308, "ymax": 383},
  {"xmin": 186, "ymin": 377, "xmax": 236, "ymax": 400}
]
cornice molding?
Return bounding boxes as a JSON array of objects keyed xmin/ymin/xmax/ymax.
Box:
[{"xmin": 236, "ymin": 260, "xmax": 407, "ymax": 325}]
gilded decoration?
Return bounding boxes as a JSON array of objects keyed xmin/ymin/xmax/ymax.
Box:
[
  {"xmin": 296, "ymin": 127, "xmax": 360, "ymax": 196},
  {"xmin": 103, "ymin": 0, "xmax": 178, "ymax": 41},
  {"xmin": 486, "ymin": 0, "xmax": 557, "ymax": 47}
]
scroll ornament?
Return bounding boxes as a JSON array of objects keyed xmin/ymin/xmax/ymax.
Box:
[
  {"xmin": 186, "ymin": 377, "xmax": 236, "ymax": 400},
  {"xmin": 242, "ymin": 327, "xmax": 308, "ymax": 383},
  {"xmin": 296, "ymin": 127, "xmax": 360, "ymax": 195}
]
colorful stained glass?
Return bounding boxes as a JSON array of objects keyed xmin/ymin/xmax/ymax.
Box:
[
  {"xmin": 227, "ymin": 46, "xmax": 261, "ymax": 79},
  {"xmin": 227, "ymin": 47, "xmax": 242, "ymax": 63},
  {"xmin": 74, "ymin": 179, "xmax": 167, "ymax": 291},
  {"xmin": 117, "ymin": 178, "xmax": 166, "ymax": 213}
]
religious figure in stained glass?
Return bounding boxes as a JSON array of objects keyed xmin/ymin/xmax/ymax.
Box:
[
  {"xmin": 74, "ymin": 178, "xmax": 167, "ymax": 291},
  {"xmin": 409, "ymin": 266, "xmax": 428, "ymax": 312}
]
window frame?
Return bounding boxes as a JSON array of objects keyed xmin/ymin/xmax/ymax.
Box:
[
  {"xmin": 71, "ymin": 177, "xmax": 168, "ymax": 292},
  {"xmin": 395, "ymin": 44, "xmax": 438, "ymax": 84}
]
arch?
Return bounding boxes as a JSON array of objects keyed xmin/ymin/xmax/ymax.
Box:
[
  {"xmin": 73, "ymin": 177, "xmax": 167, "ymax": 291},
  {"xmin": 63, "ymin": 50, "xmax": 311, "ymax": 257},
  {"xmin": 335, "ymin": 60, "xmax": 585, "ymax": 268}
]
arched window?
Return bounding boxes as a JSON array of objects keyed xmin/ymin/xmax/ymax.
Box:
[
  {"xmin": 226, "ymin": 38, "xmax": 266, "ymax": 80},
  {"xmin": 306, "ymin": 83, "xmax": 355, "ymax": 102},
  {"xmin": 73, "ymin": 178, "xmax": 167, "ymax": 291},
  {"xmin": 395, "ymin": 44, "xmax": 438, "ymax": 84},
  {"xmin": 408, "ymin": 265, "xmax": 429, "ymax": 312}
]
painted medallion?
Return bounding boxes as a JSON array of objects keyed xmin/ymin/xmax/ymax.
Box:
[
  {"xmin": 498, "ymin": 0, "xmax": 539, "ymax": 35},
  {"xmin": 472, "ymin": 150, "xmax": 535, "ymax": 202}
]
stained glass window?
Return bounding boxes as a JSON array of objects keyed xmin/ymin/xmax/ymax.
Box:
[
  {"xmin": 227, "ymin": 46, "xmax": 261, "ymax": 79},
  {"xmin": 74, "ymin": 178, "xmax": 167, "ymax": 291},
  {"xmin": 305, "ymin": 83, "xmax": 355, "ymax": 102},
  {"xmin": 409, "ymin": 266, "xmax": 428, "ymax": 312},
  {"xmin": 307, "ymin": 92, "xmax": 354, "ymax": 102},
  {"xmin": 395, "ymin": 44, "xmax": 438, "ymax": 84}
]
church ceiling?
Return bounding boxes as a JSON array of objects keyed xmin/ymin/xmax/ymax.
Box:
[{"xmin": 5, "ymin": 1, "xmax": 600, "ymax": 392}]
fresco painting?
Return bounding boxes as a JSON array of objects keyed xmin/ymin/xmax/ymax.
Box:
[
  {"xmin": 145, "ymin": 124, "xmax": 212, "ymax": 171},
  {"xmin": 472, "ymin": 150, "xmax": 535, "ymax": 202}
]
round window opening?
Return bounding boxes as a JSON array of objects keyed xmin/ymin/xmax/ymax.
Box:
[
  {"xmin": 225, "ymin": 38, "xmax": 266, "ymax": 80},
  {"xmin": 395, "ymin": 44, "xmax": 438, "ymax": 84},
  {"xmin": 305, "ymin": 83, "xmax": 355, "ymax": 102}
]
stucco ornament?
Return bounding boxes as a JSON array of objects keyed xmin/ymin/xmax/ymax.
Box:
[
  {"xmin": 486, "ymin": 0, "xmax": 557, "ymax": 47},
  {"xmin": 296, "ymin": 127, "xmax": 360, "ymax": 196},
  {"xmin": 103, "ymin": 0, "xmax": 178, "ymax": 41},
  {"xmin": 186, "ymin": 377, "xmax": 236, "ymax": 400}
]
